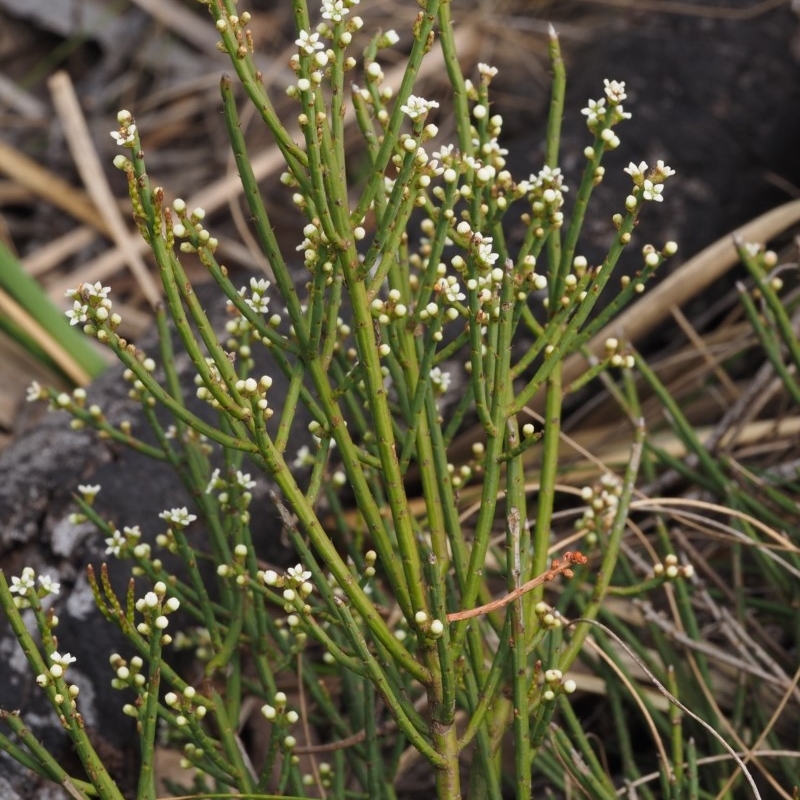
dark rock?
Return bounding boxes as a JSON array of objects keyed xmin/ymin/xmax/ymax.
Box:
[{"xmin": 0, "ymin": 280, "xmax": 307, "ymax": 797}]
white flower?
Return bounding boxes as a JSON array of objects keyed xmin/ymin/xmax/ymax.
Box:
[
  {"xmin": 530, "ymin": 165, "xmax": 568, "ymax": 196},
  {"xmin": 654, "ymin": 160, "xmax": 676, "ymax": 179},
  {"xmin": 477, "ymin": 63, "xmax": 498, "ymax": 79},
  {"xmin": 642, "ymin": 179, "xmax": 664, "ymax": 202},
  {"xmin": 38, "ymin": 575, "xmax": 61, "ymax": 596},
  {"xmin": 434, "ymin": 276, "xmax": 465, "ymax": 304},
  {"xmin": 65, "ymin": 300, "xmax": 89, "ymax": 326},
  {"xmin": 287, "ymin": 564, "xmax": 312, "ymax": 584},
  {"xmin": 64, "ymin": 282, "xmax": 109, "ymax": 301},
  {"xmin": 625, "ymin": 160, "xmax": 673, "ymax": 199},
  {"xmin": 474, "ymin": 236, "xmax": 499, "ymax": 268},
  {"xmin": 400, "ymin": 95, "xmax": 440, "ymax": 120},
  {"xmin": 110, "ymin": 124, "xmax": 137, "ymax": 147},
  {"xmin": 105, "ymin": 529, "xmax": 126, "ymax": 557},
  {"xmin": 624, "ymin": 161, "xmax": 648, "ymax": 182},
  {"xmin": 603, "ymin": 79, "xmax": 627, "ymax": 104},
  {"xmin": 205, "ymin": 467, "xmax": 222, "ymax": 495},
  {"xmin": 321, "ymin": 0, "xmax": 349, "ymax": 21},
  {"xmin": 78, "ymin": 484, "xmax": 101, "ymax": 499},
  {"xmin": 159, "ymin": 507, "xmax": 198, "ymax": 527},
  {"xmin": 10, "ymin": 567, "xmax": 36, "ymax": 596},
  {"xmin": 433, "ymin": 143, "xmax": 457, "ymax": 162},
  {"xmin": 235, "ymin": 471, "xmax": 256, "ymax": 490},
  {"xmin": 581, "ymin": 97, "xmax": 606, "ymax": 126},
  {"xmin": 366, "ymin": 62, "xmax": 383, "ymax": 81},
  {"xmin": 263, "ymin": 570, "xmax": 279, "ymax": 586},
  {"xmin": 295, "ymin": 30, "xmax": 324, "ymax": 55},
  {"xmin": 292, "ymin": 445, "xmax": 313, "ymax": 469},
  {"xmin": 50, "ymin": 651, "xmax": 77, "ymax": 668},
  {"xmin": 82, "ymin": 282, "xmax": 111, "ymax": 299},
  {"xmin": 241, "ymin": 277, "xmax": 271, "ymax": 314},
  {"xmin": 26, "ymin": 382, "xmax": 44, "ymax": 403},
  {"xmin": 429, "ymin": 367, "xmax": 452, "ymax": 395},
  {"xmin": 610, "ymin": 106, "xmax": 632, "ymax": 124}
]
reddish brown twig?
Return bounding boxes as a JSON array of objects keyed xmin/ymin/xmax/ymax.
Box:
[{"xmin": 446, "ymin": 551, "xmax": 588, "ymax": 622}]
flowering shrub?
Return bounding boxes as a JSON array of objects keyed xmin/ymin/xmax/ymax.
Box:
[{"xmin": 2, "ymin": 2, "xmax": 748, "ymax": 800}]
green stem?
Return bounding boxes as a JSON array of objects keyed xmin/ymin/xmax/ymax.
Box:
[
  {"xmin": 352, "ymin": 0, "xmax": 443, "ymax": 223},
  {"xmin": 559, "ymin": 419, "xmax": 644, "ymax": 670},
  {"xmin": 527, "ymin": 363, "xmax": 562, "ymax": 620},
  {"xmin": 0, "ymin": 711, "xmax": 99, "ymax": 799},
  {"xmin": 0, "ymin": 572, "xmax": 126, "ymax": 800},
  {"xmin": 135, "ymin": 632, "xmax": 163, "ymax": 800},
  {"xmin": 220, "ymin": 76, "xmax": 309, "ymax": 345},
  {"xmin": 335, "ymin": 600, "xmax": 444, "ymax": 767},
  {"xmin": 510, "ymin": 207, "xmax": 641, "ymax": 414}
]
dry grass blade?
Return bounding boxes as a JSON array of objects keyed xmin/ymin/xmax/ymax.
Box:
[
  {"xmin": 45, "ymin": 26, "xmax": 481, "ymax": 300},
  {"xmin": 713, "ymin": 663, "xmax": 800, "ymax": 799},
  {"xmin": 557, "ymin": 198, "xmax": 800, "ymax": 405},
  {"xmin": 126, "ymin": 0, "xmax": 221, "ymax": 55},
  {"xmin": 568, "ymin": 616, "xmax": 765, "ymax": 800},
  {"xmin": 0, "ymin": 140, "xmax": 111, "ymax": 237},
  {"xmin": 21, "ymin": 226, "xmax": 98, "ymax": 279},
  {"xmin": 574, "ymin": 0, "xmax": 786, "ymax": 19},
  {"xmin": 48, "ymin": 70, "xmax": 162, "ymax": 308},
  {"xmin": 0, "ymin": 286, "xmax": 95, "ymax": 386}
]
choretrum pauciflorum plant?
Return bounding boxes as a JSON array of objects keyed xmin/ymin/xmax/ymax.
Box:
[{"xmin": 4, "ymin": 1, "xmax": 764, "ymax": 798}]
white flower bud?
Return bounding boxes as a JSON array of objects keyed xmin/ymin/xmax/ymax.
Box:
[
  {"xmin": 544, "ymin": 669, "xmax": 562, "ymax": 683},
  {"xmin": 264, "ymin": 570, "xmax": 279, "ymax": 585}
]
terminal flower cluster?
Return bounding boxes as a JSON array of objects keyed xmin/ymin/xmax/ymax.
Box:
[
  {"xmin": 104, "ymin": 525, "xmax": 145, "ymax": 558},
  {"xmin": 653, "ymin": 553, "xmax": 695, "ymax": 581},
  {"xmin": 170, "ymin": 199, "xmax": 219, "ymax": 254},
  {"xmin": 623, "ymin": 159, "xmax": 676, "ymax": 204},
  {"xmin": 239, "ymin": 276, "xmax": 271, "ymax": 315},
  {"xmin": 581, "ymin": 78, "xmax": 632, "ymax": 142},
  {"xmin": 578, "ymin": 473, "xmax": 624, "ymax": 544},
  {"xmin": 541, "ymin": 667, "xmax": 577, "ymax": 702},
  {"xmin": 163, "ymin": 684, "xmax": 209, "ymax": 728},
  {"xmin": 260, "ymin": 692, "xmax": 302, "ymax": 755},
  {"xmin": 65, "ymin": 282, "xmax": 118, "ymax": 333},
  {"xmin": 321, "ymin": 0, "xmax": 360, "ymax": 22},
  {"xmin": 401, "ymin": 94, "xmax": 439, "ymax": 121},
  {"xmin": 110, "ymin": 109, "xmax": 137, "ymax": 147},
  {"xmin": 134, "ymin": 581, "xmax": 181, "ymax": 641},
  {"xmin": 109, "ymin": 652, "xmax": 147, "ymax": 692},
  {"xmin": 8, "ymin": 567, "xmax": 61, "ymax": 609},
  {"xmin": 527, "ymin": 165, "xmax": 569, "ymax": 227}
]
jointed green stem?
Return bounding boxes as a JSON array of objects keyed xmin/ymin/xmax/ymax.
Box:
[{"xmin": 559, "ymin": 420, "xmax": 645, "ymax": 670}]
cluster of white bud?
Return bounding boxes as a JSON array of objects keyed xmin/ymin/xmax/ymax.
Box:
[
  {"xmin": 162, "ymin": 684, "xmax": 209, "ymax": 727},
  {"xmin": 133, "ymin": 581, "xmax": 181, "ymax": 642},
  {"xmin": 578, "ymin": 473, "xmax": 624, "ymax": 544},
  {"xmin": 541, "ymin": 667, "xmax": 578, "ymax": 701},
  {"xmin": 535, "ymin": 602, "xmax": 563, "ymax": 630},
  {"xmin": 653, "ymin": 553, "xmax": 695, "ymax": 581}
]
